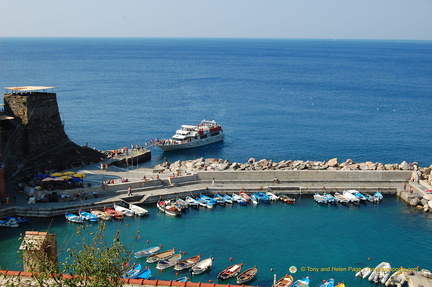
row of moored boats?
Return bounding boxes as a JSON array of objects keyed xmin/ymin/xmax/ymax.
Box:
[
  {"xmin": 356, "ymin": 261, "xmax": 431, "ymax": 286},
  {"xmin": 0, "ymin": 216, "xmax": 29, "ymax": 227},
  {"xmin": 157, "ymin": 190, "xmax": 295, "ymax": 216},
  {"xmin": 65, "ymin": 203, "xmax": 149, "ymax": 223},
  {"xmin": 314, "ymin": 190, "xmax": 383, "ymax": 205}
]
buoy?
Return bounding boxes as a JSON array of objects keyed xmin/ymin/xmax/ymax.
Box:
[
  {"xmin": 146, "ymin": 240, "xmax": 150, "ymax": 243},
  {"xmin": 270, "ymin": 268, "xmax": 273, "ymax": 272},
  {"xmin": 209, "ymin": 280, "xmax": 213, "ymax": 283},
  {"xmin": 183, "ymin": 251, "xmax": 187, "ymax": 254},
  {"xmin": 160, "ymin": 244, "xmax": 163, "ymax": 247},
  {"xmin": 230, "ymin": 257, "xmax": 233, "ymax": 261},
  {"xmin": 368, "ymin": 257, "xmax": 371, "ymax": 260},
  {"xmin": 176, "ymin": 272, "xmax": 179, "ymax": 276}
]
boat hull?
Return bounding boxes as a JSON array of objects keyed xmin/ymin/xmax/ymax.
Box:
[{"xmin": 156, "ymin": 133, "xmax": 224, "ymax": 151}]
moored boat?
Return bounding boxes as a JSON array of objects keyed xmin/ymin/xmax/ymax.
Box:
[
  {"xmin": 129, "ymin": 204, "xmax": 149, "ymax": 216},
  {"xmin": 278, "ymin": 194, "xmax": 295, "ymax": 204},
  {"xmin": 384, "ymin": 268, "xmax": 407, "ymax": 286},
  {"xmin": 156, "ymin": 120, "xmax": 224, "ymax": 152},
  {"xmin": 266, "ymin": 191, "xmax": 279, "ymax": 201},
  {"xmin": 78, "ymin": 210, "xmax": 98, "ymax": 222},
  {"xmin": 156, "ymin": 254, "xmax": 182, "ymax": 270},
  {"xmin": 191, "ymin": 257, "xmax": 213, "ymax": 275},
  {"xmin": 223, "ymin": 194, "xmax": 234, "ymax": 204},
  {"xmin": 272, "ymin": 274, "xmax": 294, "ymax": 287},
  {"xmin": 185, "ymin": 196, "xmax": 200, "ymax": 208},
  {"xmin": 147, "ymin": 248, "xmax": 176, "ymax": 263},
  {"xmin": 343, "ymin": 190, "xmax": 360, "ymax": 204},
  {"xmin": 355, "ymin": 267, "xmax": 372, "ymax": 279},
  {"xmin": 5, "ymin": 216, "xmax": 29, "ymax": 224},
  {"xmin": 114, "ymin": 203, "xmax": 134, "ymax": 216},
  {"xmin": 174, "ymin": 277, "xmax": 190, "ymax": 282},
  {"xmin": 239, "ymin": 191, "xmax": 251, "ymax": 203},
  {"xmin": 134, "ymin": 245, "xmax": 162, "ymax": 258},
  {"xmin": 65, "ymin": 212, "xmax": 84, "ymax": 224},
  {"xmin": 232, "ymin": 193, "xmax": 247, "ymax": 205},
  {"xmin": 368, "ymin": 262, "xmax": 392, "ymax": 284},
  {"xmin": 334, "ymin": 193, "xmax": 349, "ymax": 205},
  {"xmin": 174, "ymin": 254, "xmax": 201, "ymax": 271},
  {"xmin": 90, "ymin": 209, "xmax": 111, "ymax": 220},
  {"xmin": 322, "ymin": 193, "xmax": 337, "ymax": 204},
  {"xmin": 373, "ymin": 192, "xmax": 384, "ymax": 203},
  {"xmin": 196, "ymin": 197, "xmax": 213, "ymax": 208},
  {"xmin": 236, "ymin": 267, "xmax": 258, "ymax": 284},
  {"xmin": 217, "ymin": 263, "xmax": 243, "ymax": 280},
  {"xmin": 334, "ymin": 283, "xmax": 345, "ymax": 287},
  {"xmin": 200, "ymin": 195, "xmax": 217, "ymax": 206},
  {"xmin": 104, "ymin": 207, "xmax": 124, "ymax": 219},
  {"xmin": 123, "ymin": 263, "xmax": 142, "ymax": 279},
  {"xmin": 316, "ymin": 278, "xmax": 334, "ymax": 287},
  {"xmin": 136, "ymin": 268, "xmax": 152, "ymax": 279},
  {"xmin": 0, "ymin": 219, "xmax": 19, "ymax": 227},
  {"xmin": 256, "ymin": 192, "xmax": 271, "ymax": 203},
  {"xmin": 250, "ymin": 194, "xmax": 259, "ymax": 205},
  {"xmin": 348, "ymin": 190, "xmax": 368, "ymax": 202},
  {"xmin": 214, "ymin": 194, "xmax": 226, "ymax": 206},
  {"xmin": 314, "ymin": 193, "xmax": 327, "ymax": 204},
  {"xmin": 291, "ymin": 276, "xmax": 309, "ymax": 287},
  {"xmin": 157, "ymin": 200, "xmax": 182, "ymax": 216}
]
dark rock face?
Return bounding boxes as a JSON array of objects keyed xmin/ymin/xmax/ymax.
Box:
[{"xmin": 2, "ymin": 91, "xmax": 104, "ymax": 178}]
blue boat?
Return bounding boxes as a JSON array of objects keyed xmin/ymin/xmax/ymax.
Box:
[
  {"xmin": 174, "ymin": 276, "xmax": 189, "ymax": 282},
  {"xmin": 196, "ymin": 197, "xmax": 213, "ymax": 208},
  {"xmin": 232, "ymin": 193, "xmax": 247, "ymax": 205},
  {"xmin": 123, "ymin": 263, "xmax": 142, "ymax": 279},
  {"xmin": 291, "ymin": 276, "xmax": 310, "ymax": 287},
  {"xmin": 316, "ymin": 278, "xmax": 334, "ymax": 287},
  {"xmin": 314, "ymin": 193, "xmax": 327, "ymax": 204},
  {"xmin": 213, "ymin": 194, "xmax": 226, "ymax": 206},
  {"xmin": 373, "ymin": 192, "xmax": 384, "ymax": 203},
  {"xmin": 65, "ymin": 212, "xmax": 84, "ymax": 224},
  {"xmin": 78, "ymin": 210, "xmax": 98, "ymax": 222},
  {"xmin": 136, "ymin": 268, "xmax": 151, "ymax": 279},
  {"xmin": 5, "ymin": 216, "xmax": 29, "ymax": 224},
  {"xmin": 350, "ymin": 190, "xmax": 368, "ymax": 202},
  {"xmin": 255, "ymin": 192, "xmax": 271, "ymax": 203},
  {"xmin": 322, "ymin": 193, "xmax": 337, "ymax": 204},
  {"xmin": 200, "ymin": 195, "xmax": 217, "ymax": 205},
  {"xmin": 223, "ymin": 194, "xmax": 233, "ymax": 204}
]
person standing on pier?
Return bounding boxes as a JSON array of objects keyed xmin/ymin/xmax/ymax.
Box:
[{"xmin": 127, "ymin": 186, "xmax": 133, "ymax": 196}]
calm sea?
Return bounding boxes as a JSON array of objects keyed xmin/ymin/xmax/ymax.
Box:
[
  {"xmin": 1, "ymin": 196, "xmax": 432, "ymax": 286},
  {"xmin": 0, "ymin": 38, "xmax": 431, "ymax": 166},
  {"xmin": 0, "ymin": 38, "xmax": 432, "ymax": 286}
]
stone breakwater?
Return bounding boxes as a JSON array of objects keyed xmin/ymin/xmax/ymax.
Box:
[{"xmin": 157, "ymin": 157, "xmax": 431, "ymax": 182}]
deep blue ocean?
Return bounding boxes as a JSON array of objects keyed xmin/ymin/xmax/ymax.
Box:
[
  {"xmin": 1, "ymin": 38, "xmax": 432, "ymax": 286},
  {"xmin": 0, "ymin": 38, "xmax": 431, "ymax": 166}
]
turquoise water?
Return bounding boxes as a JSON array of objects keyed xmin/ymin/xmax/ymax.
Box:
[{"xmin": 1, "ymin": 196, "xmax": 432, "ymax": 286}]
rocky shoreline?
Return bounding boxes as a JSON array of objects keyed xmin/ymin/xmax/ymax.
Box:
[{"xmin": 157, "ymin": 157, "xmax": 431, "ymax": 181}]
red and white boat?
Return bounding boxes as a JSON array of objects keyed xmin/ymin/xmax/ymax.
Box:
[{"xmin": 156, "ymin": 120, "xmax": 224, "ymax": 151}]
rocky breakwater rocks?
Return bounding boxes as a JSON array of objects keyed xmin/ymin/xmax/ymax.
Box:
[
  {"xmin": 157, "ymin": 157, "xmax": 422, "ymax": 173},
  {"xmin": 410, "ymin": 193, "xmax": 432, "ymax": 213}
]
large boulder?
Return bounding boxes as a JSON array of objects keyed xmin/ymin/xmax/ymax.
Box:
[{"xmin": 327, "ymin": 158, "xmax": 338, "ymax": 167}]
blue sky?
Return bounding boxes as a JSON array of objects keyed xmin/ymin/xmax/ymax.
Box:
[{"xmin": 1, "ymin": 0, "xmax": 431, "ymax": 40}]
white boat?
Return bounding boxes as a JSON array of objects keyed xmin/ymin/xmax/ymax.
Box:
[
  {"xmin": 129, "ymin": 204, "xmax": 149, "ymax": 216},
  {"xmin": 0, "ymin": 219, "xmax": 19, "ymax": 227},
  {"xmin": 343, "ymin": 190, "xmax": 360, "ymax": 204},
  {"xmin": 114, "ymin": 203, "xmax": 134, "ymax": 216},
  {"xmin": 232, "ymin": 193, "xmax": 247, "ymax": 205},
  {"xmin": 90, "ymin": 209, "xmax": 111, "ymax": 220},
  {"xmin": 385, "ymin": 268, "xmax": 407, "ymax": 286},
  {"xmin": 156, "ymin": 254, "xmax": 182, "ymax": 270},
  {"xmin": 266, "ymin": 191, "xmax": 279, "ymax": 201},
  {"xmin": 368, "ymin": 262, "xmax": 392, "ymax": 284},
  {"xmin": 185, "ymin": 196, "xmax": 200, "ymax": 208},
  {"xmin": 356, "ymin": 267, "xmax": 372, "ymax": 279},
  {"xmin": 334, "ymin": 192, "xmax": 349, "ymax": 204},
  {"xmin": 191, "ymin": 257, "xmax": 213, "ymax": 275},
  {"xmin": 156, "ymin": 120, "xmax": 224, "ymax": 152}
]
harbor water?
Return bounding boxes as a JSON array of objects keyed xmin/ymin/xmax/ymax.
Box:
[
  {"xmin": 1, "ymin": 195, "xmax": 432, "ymax": 286},
  {"xmin": 0, "ymin": 38, "xmax": 432, "ymax": 286}
]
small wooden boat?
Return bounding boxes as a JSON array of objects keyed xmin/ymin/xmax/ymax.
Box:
[
  {"xmin": 217, "ymin": 263, "xmax": 243, "ymax": 280},
  {"xmin": 5, "ymin": 216, "xmax": 29, "ymax": 224},
  {"xmin": 223, "ymin": 194, "xmax": 233, "ymax": 204},
  {"xmin": 314, "ymin": 193, "xmax": 327, "ymax": 204},
  {"xmin": 255, "ymin": 192, "xmax": 271, "ymax": 203},
  {"xmin": 156, "ymin": 254, "xmax": 182, "ymax": 270},
  {"xmin": 174, "ymin": 277, "xmax": 190, "ymax": 282},
  {"xmin": 0, "ymin": 219, "xmax": 19, "ymax": 227},
  {"xmin": 316, "ymin": 278, "xmax": 334, "ymax": 287},
  {"xmin": 65, "ymin": 212, "xmax": 84, "ymax": 224},
  {"xmin": 129, "ymin": 204, "xmax": 149, "ymax": 216},
  {"xmin": 174, "ymin": 254, "xmax": 201, "ymax": 271},
  {"xmin": 272, "ymin": 274, "xmax": 294, "ymax": 287},
  {"xmin": 334, "ymin": 193, "xmax": 349, "ymax": 205},
  {"xmin": 147, "ymin": 248, "xmax": 176, "ymax": 263},
  {"xmin": 278, "ymin": 194, "xmax": 295, "ymax": 204},
  {"xmin": 232, "ymin": 193, "xmax": 247, "ymax": 205},
  {"xmin": 134, "ymin": 245, "xmax": 161, "ymax": 258},
  {"xmin": 90, "ymin": 209, "xmax": 111, "ymax": 220},
  {"xmin": 78, "ymin": 210, "xmax": 98, "ymax": 222},
  {"xmin": 236, "ymin": 267, "xmax": 258, "ymax": 284},
  {"xmin": 123, "ymin": 263, "xmax": 142, "ymax": 279},
  {"xmin": 291, "ymin": 276, "xmax": 309, "ymax": 287},
  {"xmin": 250, "ymin": 194, "xmax": 259, "ymax": 205},
  {"xmin": 185, "ymin": 196, "xmax": 200, "ymax": 209},
  {"xmin": 136, "ymin": 268, "xmax": 152, "ymax": 279},
  {"xmin": 239, "ymin": 191, "xmax": 251, "ymax": 203},
  {"xmin": 214, "ymin": 194, "xmax": 226, "ymax": 206},
  {"xmin": 373, "ymin": 192, "xmax": 384, "ymax": 203},
  {"xmin": 114, "ymin": 203, "xmax": 134, "ymax": 216},
  {"xmin": 104, "ymin": 207, "xmax": 124, "ymax": 219},
  {"xmin": 191, "ymin": 257, "xmax": 213, "ymax": 275},
  {"xmin": 157, "ymin": 200, "xmax": 182, "ymax": 216}
]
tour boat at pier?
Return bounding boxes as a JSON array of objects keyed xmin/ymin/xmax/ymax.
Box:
[{"xmin": 156, "ymin": 120, "xmax": 224, "ymax": 151}]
